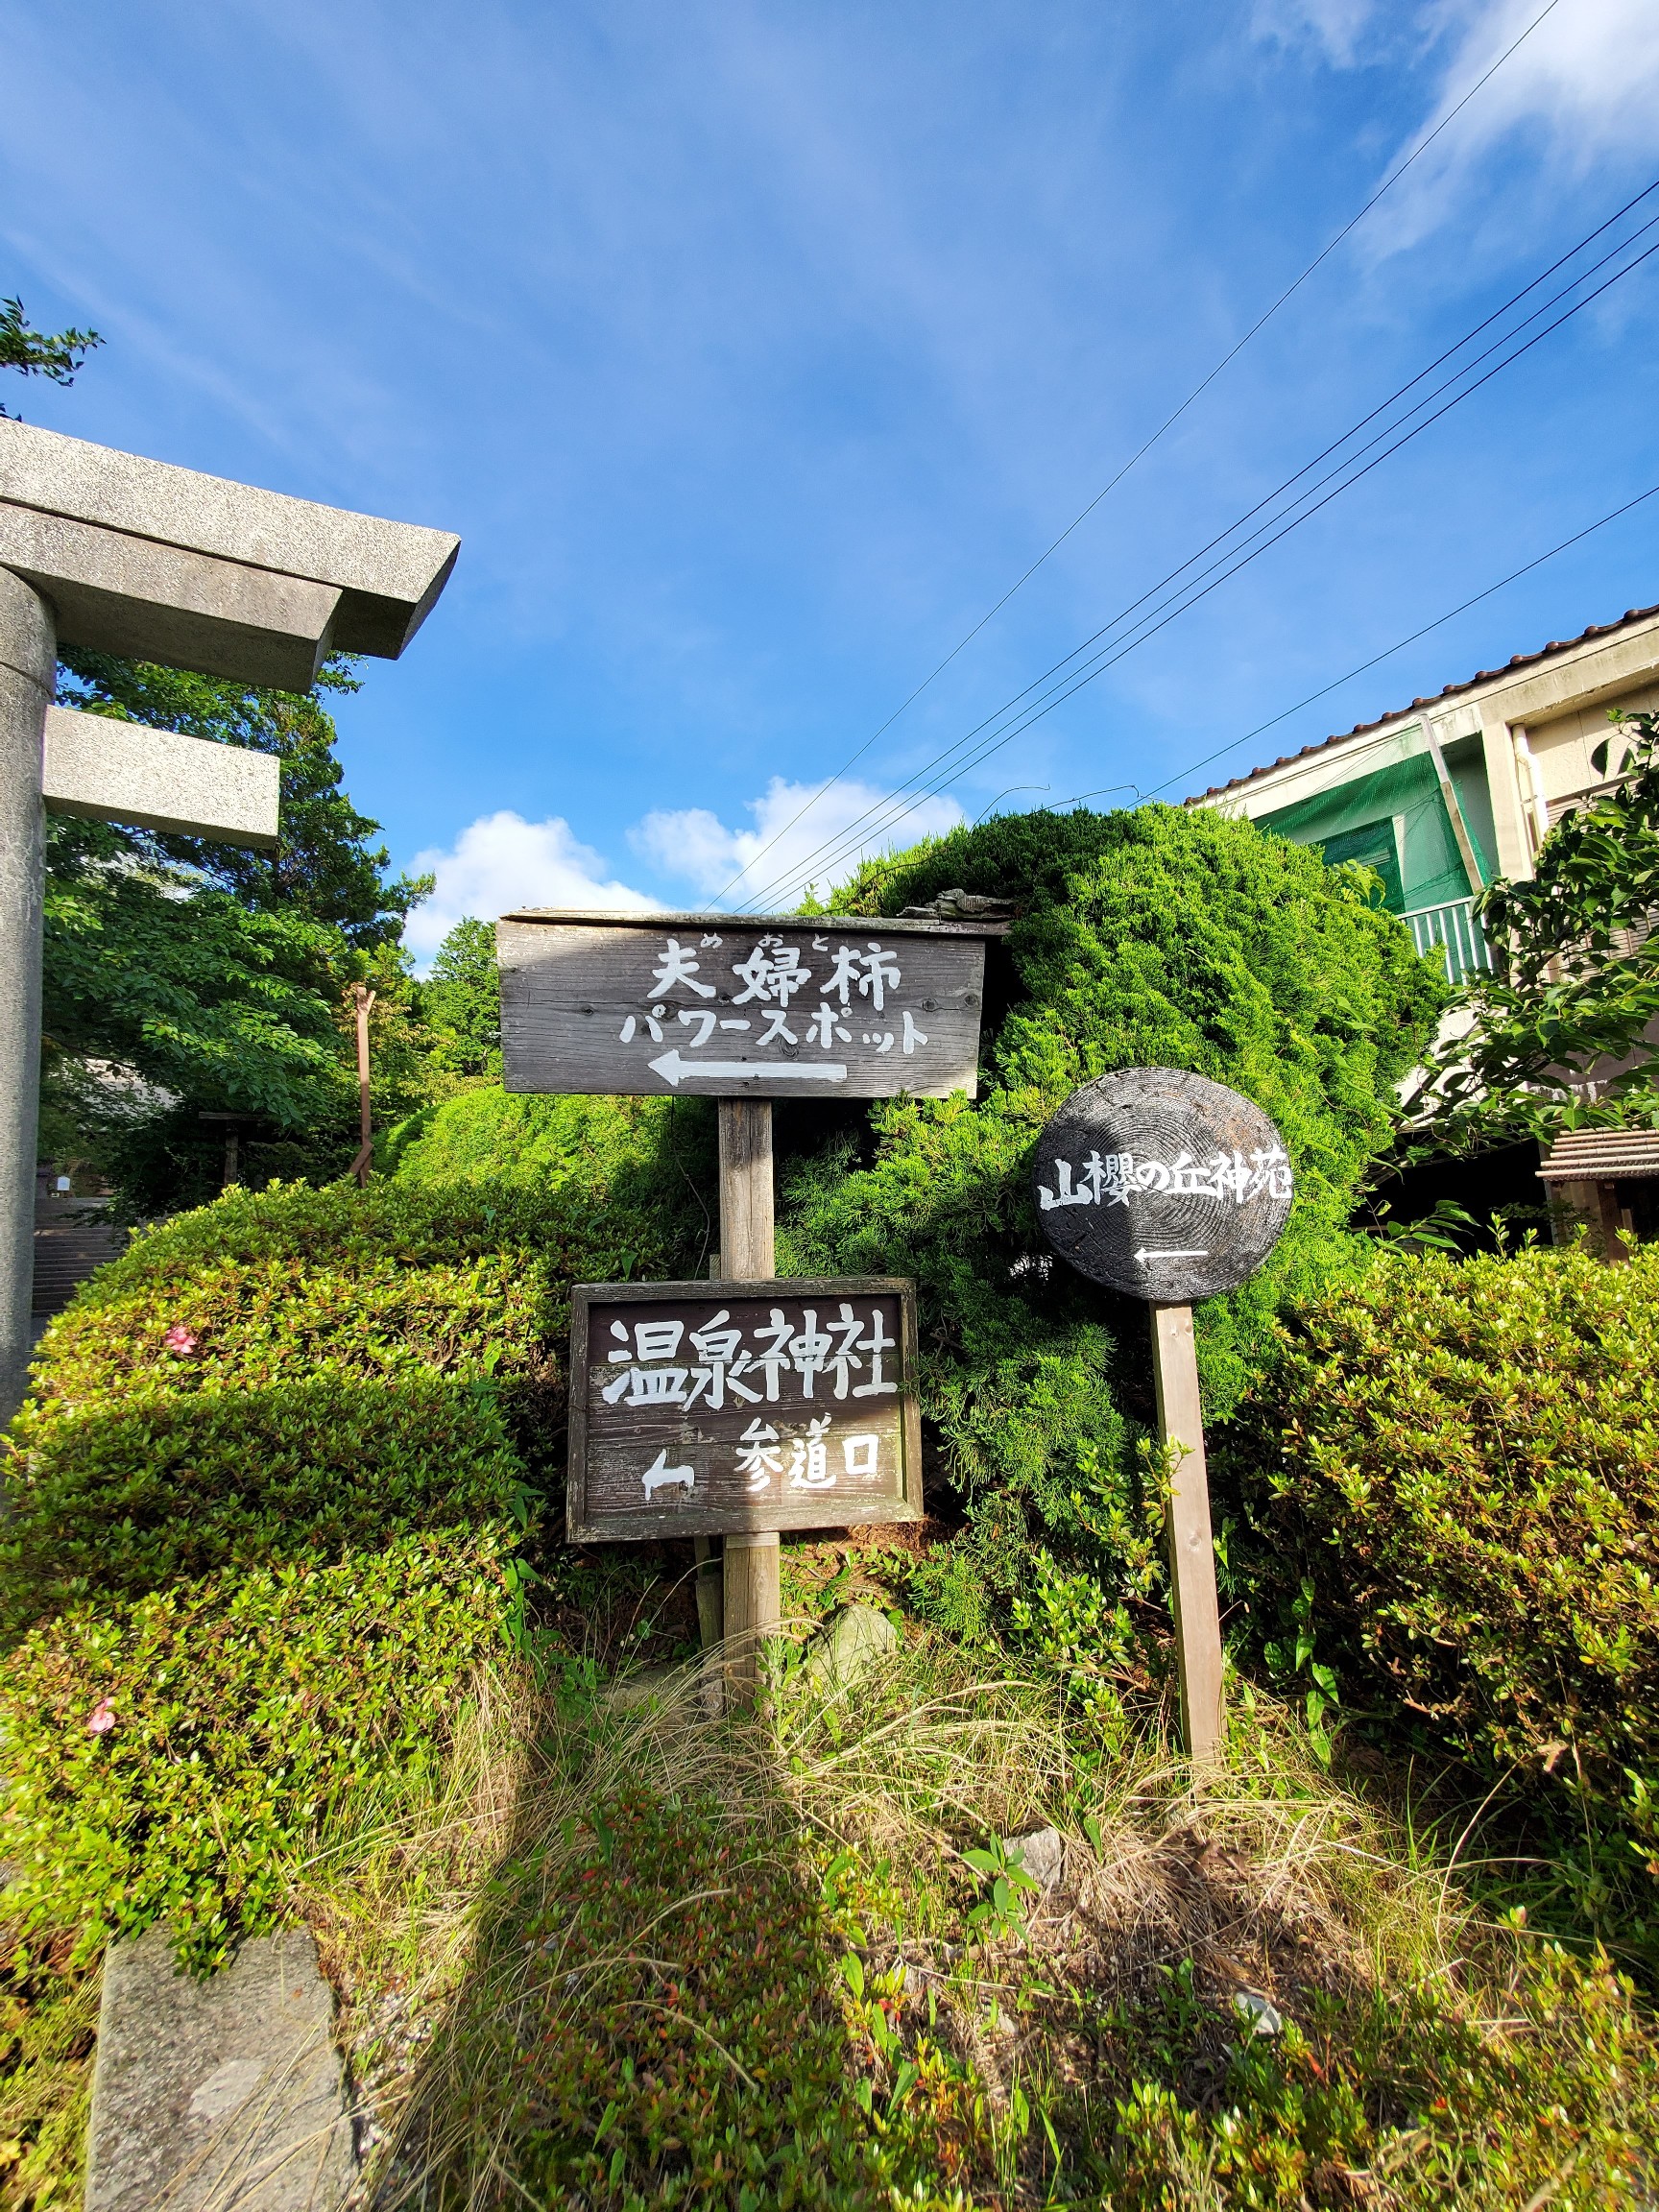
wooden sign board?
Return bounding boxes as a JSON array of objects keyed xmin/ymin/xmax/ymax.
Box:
[
  {"xmin": 567, "ymin": 1278, "xmax": 923, "ymax": 1542},
  {"xmin": 1032, "ymin": 1067, "xmax": 1295, "ymax": 1765},
  {"xmin": 1033, "ymin": 1067, "xmax": 1293, "ymax": 1303},
  {"xmin": 498, "ymin": 910, "xmax": 998, "ymax": 1099}
]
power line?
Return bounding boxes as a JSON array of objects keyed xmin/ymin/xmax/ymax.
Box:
[
  {"xmin": 709, "ymin": 0, "xmax": 1566, "ymax": 905},
  {"xmin": 747, "ymin": 199, "xmax": 1659, "ymax": 902},
  {"xmin": 732, "ymin": 203, "xmax": 1659, "ymax": 908},
  {"xmin": 1142, "ymin": 480, "xmax": 1659, "ymax": 805}
]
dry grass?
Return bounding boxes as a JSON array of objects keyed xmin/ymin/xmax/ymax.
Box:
[{"xmin": 290, "ymin": 1636, "xmax": 1658, "ymax": 2210}]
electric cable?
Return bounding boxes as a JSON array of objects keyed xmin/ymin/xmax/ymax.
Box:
[
  {"xmin": 734, "ymin": 199, "xmax": 1659, "ymax": 905},
  {"xmin": 708, "ymin": 0, "xmax": 1567, "ymax": 905},
  {"xmin": 733, "ymin": 211, "xmax": 1659, "ymax": 906}
]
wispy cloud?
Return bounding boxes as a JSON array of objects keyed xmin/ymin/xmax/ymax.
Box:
[
  {"xmin": 1408, "ymin": 0, "xmax": 1659, "ymax": 170},
  {"xmin": 1250, "ymin": 0, "xmax": 1381, "ymax": 69},
  {"xmin": 1258, "ymin": 0, "xmax": 1659, "ymax": 252},
  {"xmin": 405, "ymin": 810, "xmax": 658, "ymax": 961},
  {"xmin": 631, "ymin": 778, "xmax": 966, "ymax": 909}
]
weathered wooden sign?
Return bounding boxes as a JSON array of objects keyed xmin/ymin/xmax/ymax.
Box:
[
  {"xmin": 567, "ymin": 1278, "xmax": 922, "ymax": 1543},
  {"xmin": 1033, "ymin": 1067, "xmax": 1293, "ymax": 1304},
  {"xmin": 1033, "ymin": 1068, "xmax": 1295, "ymax": 1767},
  {"xmin": 498, "ymin": 911, "xmax": 995, "ymax": 1098}
]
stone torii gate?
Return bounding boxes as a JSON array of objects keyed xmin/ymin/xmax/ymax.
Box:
[{"xmin": 0, "ymin": 419, "xmax": 459, "ymax": 1423}]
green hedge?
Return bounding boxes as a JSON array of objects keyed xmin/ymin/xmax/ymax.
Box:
[
  {"xmin": 1222, "ymin": 1244, "xmax": 1659, "ymax": 1904},
  {"xmin": 0, "ymin": 1173, "xmax": 701, "ymax": 1968}
]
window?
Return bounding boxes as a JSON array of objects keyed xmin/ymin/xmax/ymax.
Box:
[{"xmin": 1315, "ymin": 818, "xmax": 1404, "ymax": 911}]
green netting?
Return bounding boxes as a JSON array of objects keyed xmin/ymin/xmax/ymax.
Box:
[
  {"xmin": 1313, "ymin": 819, "xmax": 1405, "ymax": 909},
  {"xmin": 1256, "ymin": 751, "xmax": 1483, "ymax": 913}
]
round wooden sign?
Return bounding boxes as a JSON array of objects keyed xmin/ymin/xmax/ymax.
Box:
[{"xmin": 1033, "ymin": 1067, "xmax": 1293, "ymax": 1301}]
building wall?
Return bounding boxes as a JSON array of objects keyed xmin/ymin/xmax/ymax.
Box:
[{"xmin": 1194, "ymin": 611, "xmax": 1659, "ymax": 902}]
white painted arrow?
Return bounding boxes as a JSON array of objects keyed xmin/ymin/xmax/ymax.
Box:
[
  {"xmin": 640, "ymin": 1449, "xmax": 696, "ymax": 1502},
  {"xmin": 648, "ymin": 1049, "xmax": 848, "ymax": 1087},
  {"xmin": 1134, "ymin": 1247, "xmax": 1210, "ymax": 1262}
]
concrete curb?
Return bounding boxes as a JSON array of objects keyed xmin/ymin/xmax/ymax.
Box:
[{"xmin": 86, "ymin": 1927, "xmax": 354, "ymax": 2212}]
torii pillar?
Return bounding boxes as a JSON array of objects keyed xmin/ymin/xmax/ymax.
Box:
[{"xmin": 0, "ymin": 420, "xmax": 459, "ymax": 1426}]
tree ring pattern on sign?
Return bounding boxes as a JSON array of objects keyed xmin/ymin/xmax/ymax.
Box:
[{"xmin": 1033, "ymin": 1067, "xmax": 1293, "ymax": 1302}]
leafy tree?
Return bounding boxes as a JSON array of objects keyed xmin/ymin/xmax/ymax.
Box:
[
  {"xmin": 0, "ymin": 296, "xmax": 101, "ymax": 415},
  {"xmin": 423, "ymin": 917, "xmax": 502, "ymax": 1084},
  {"xmin": 39, "ymin": 652, "xmax": 439, "ymax": 1208},
  {"xmin": 1413, "ymin": 709, "xmax": 1659, "ymax": 1143},
  {"xmin": 6, "ymin": 298, "xmax": 447, "ymax": 1208}
]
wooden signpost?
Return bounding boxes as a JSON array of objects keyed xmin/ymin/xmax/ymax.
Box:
[
  {"xmin": 499, "ymin": 907, "xmax": 1003, "ymax": 1696},
  {"xmin": 567, "ymin": 1279, "xmax": 923, "ymax": 1541},
  {"xmin": 497, "ymin": 910, "xmax": 990, "ymax": 1098},
  {"xmin": 1033, "ymin": 1067, "xmax": 1294, "ymax": 1763}
]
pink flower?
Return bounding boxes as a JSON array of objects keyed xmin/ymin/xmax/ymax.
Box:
[
  {"xmin": 163, "ymin": 1325, "xmax": 199, "ymax": 1355},
  {"xmin": 87, "ymin": 1697, "xmax": 116, "ymax": 1736}
]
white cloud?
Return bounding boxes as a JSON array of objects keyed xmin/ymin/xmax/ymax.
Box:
[
  {"xmin": 404, "ymin": 810, "xmax": 658, "ymax": 961},
  {"xmin": 631, "ymin": 777, "xmax": 967, "ymax": 908},
  {"xmin": 1370, "ymin": 1, "xmax": 1659, "ymax": 251}
]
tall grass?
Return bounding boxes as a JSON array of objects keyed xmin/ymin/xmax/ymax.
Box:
[{"xmin": 295, "ymin": 1638, "xmax": 1657, "ymax": 2209}]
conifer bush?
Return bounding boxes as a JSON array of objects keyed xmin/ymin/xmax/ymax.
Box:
[{"xmin": 786, "ymin": 804, "xmax": 1444, "ymax": 1622}]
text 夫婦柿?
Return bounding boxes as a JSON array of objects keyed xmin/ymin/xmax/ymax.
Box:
[{"xmin": 615, "ymin": 932, "xmax": 928, "ymax": 1083}]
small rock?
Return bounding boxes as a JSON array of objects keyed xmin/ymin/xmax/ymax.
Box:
[
  {"xmin": 804, "ymin": 1603, "xmax": 899, "ymax": 1693},
  {"xmin": 1002, "ymin": 1825, "xmax": 1064, "ymax": 1892},
  {"xmin": 1232, "ymin": 1990, "xmax": 1284, "ymax": 2037},
  {"xmin": 602, "ymin": 1666, "xmax": 682, "ymax": 1710}
]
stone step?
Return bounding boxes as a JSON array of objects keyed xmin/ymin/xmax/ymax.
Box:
[{"xmin": 86, "ymin": 1926, "xmax": 355, "ymax": 2212}]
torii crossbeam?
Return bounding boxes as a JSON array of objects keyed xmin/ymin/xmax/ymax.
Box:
[{"xmin": 0, "ymin": 419, "xmax": 458, "ymax": 1424}]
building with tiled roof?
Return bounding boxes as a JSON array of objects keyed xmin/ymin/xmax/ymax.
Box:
[{"xmin": 1189, "ymin": 602, "xmax": 1659, "ymax": 984}]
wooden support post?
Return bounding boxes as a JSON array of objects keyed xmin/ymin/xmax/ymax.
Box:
[
  {"xmin": 717, "ymin": 1098, "xmax": 774, "ymax": 1277},
  {"xmin": 722, "ymin": 1530, "xmax": 781, "ymax": 1698},
  {"xmin": 1150, "ymin": 1303, "xmax": 1224, "ymax": 1766},
  {"xmin": 718, "ymin": 1099, "xmax": 779, "ymax": 1700},
  {"xmin": 349, "ymin": 985, "xmax": 375, "ymax": 1188},
  {"xmin": 693, "ymin": 1533, "xmax": 724, "ymax": 1647}
]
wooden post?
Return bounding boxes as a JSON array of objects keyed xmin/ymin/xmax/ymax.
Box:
[
  {"xmin": 1150, "ymin": 1303, "xmax": 1224, "ymax": 1766},
  {"xmin": 718, "ymin": 1099, "xmax": 779, "ymax": 1698},
  {"xmin": 349, "ymin": 985, "xmax": 376, "ymax": 1188},
  {"xmin": 717, "ymin": 1098, "xmax": 774, "ymax": 1277}
]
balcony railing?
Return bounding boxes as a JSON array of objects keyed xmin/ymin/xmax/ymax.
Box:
[{"xmin": 1404, "ymin": 897, "xmax": 1491, "ymax": 986}]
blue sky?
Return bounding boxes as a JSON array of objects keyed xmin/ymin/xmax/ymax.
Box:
[{"xmin": 4, "ymin": 0, "xmax": 1657, "ymax": 954}]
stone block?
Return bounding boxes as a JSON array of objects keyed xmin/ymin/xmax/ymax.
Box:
[
  {"xmin": 85, "ymin": 1926, "xmax": 354, "ymax": 2212},
  {"xmin": 0, "ymin": 504, "xmax": 342, "ymax": 688},
  {"xmin": 44, "ymin": 707, "xmax": 280, "ymax": 848},
  {"xmin": 1, "ymin": 418, "xmax": 458, "ymax": 659},
  {"xmin": 804, "ymin": 1602, "xmax": 900, "ymax": 1693}
]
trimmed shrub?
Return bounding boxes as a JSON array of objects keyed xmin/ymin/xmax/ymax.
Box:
[
  {"xmin": 1221, "ymin": 1244, "xmax": 1659, "ymax": 1897},
  {"xmin": 0, "ymin": 1173, "xmax": 705, "ymax": 1967},
  {"xmin": 4, "ymin": 1536, "xmax": 510, "ymax": 1967}
]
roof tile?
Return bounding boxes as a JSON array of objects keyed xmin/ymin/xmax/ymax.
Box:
[{"xmin": 1191, "ymin": 602, "xmax": 1659, "ymax": 802}]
